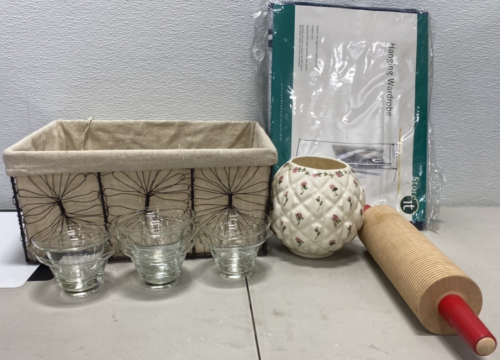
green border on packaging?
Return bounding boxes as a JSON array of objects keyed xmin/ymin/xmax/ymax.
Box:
[
  {"xmin": 270, "ymin": 5, "xmax": 295, "ymax": 173},
  {"xmin": 412, "ymin": 13, "xmax": 429, "ymax": 224},
  {"xmin": 271, "ymin": 5, "xmax": 429, "ymax": 224}
]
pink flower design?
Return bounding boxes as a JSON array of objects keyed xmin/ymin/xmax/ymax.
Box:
[
  {"xmin": 347, "ymin": 196, "xmax": 352, "ymax": 209},
  {"xmin": 300, "ymin": 181, "xmax": 308, "ymax": 194},
  {"xmin": 329, "ymin": 239, "xmax": 336, "ymax": 246},
  {"xmin": 335, "ymin": 171, "xmax": 343, "ymax": 178},
  {"xmin": 330, "ymin": 184, "xmax": 339, "ymax": 196},
  {"xmin": 353, "ymin": 179, "xmax": 359, "ymax": 188},
  {"xmin": 314, "ymin": 227, "xmax": 321, "ymax": 239},
  {"xmin": 295, "ymin": 237, "xmax": 304, "ymax": 246},
  {"xmin": 332, "ymin": 214, "xmax": 341, "ymax": 228},
  {"xmin": 283, "ymin": 191, "xmax": 289, "ymax": 206},
  {"xmin": 295, "ymin": 213, "xmax": 304, "ymax": 225},
  {"xmin": 292, "ymin": 167, "xmax": 299, "ymax": 173},
  {"xmin": 312, "ymin": 172, "xmax": 318, "ymax": 178},
  {"xmin": 278, "ymin": 175, "xmax": 284, "ymax": 185}
]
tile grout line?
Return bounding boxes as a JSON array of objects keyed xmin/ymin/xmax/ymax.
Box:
[{"xmin": 245, "ymin": 277, "xmax": 262, "ymax": 360}]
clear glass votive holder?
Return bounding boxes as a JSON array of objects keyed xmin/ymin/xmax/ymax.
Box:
[
  {"xmin": 32, "ymin": 224, "xmax": 117, "ymax": 297},
  {"xmin": 113, "ymin": 209, "xmax": 196, "ymax": 289},
  {"xmin": 200, "ymin": 210, "xmax": 271, "ymax": 280}
]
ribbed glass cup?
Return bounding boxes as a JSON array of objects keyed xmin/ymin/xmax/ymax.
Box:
[
  {"xmin": 113, "ymin": 209, "xmax": 196, "ymax": 289},
  {"xmin": 32, "ymin": 224, "xmax": 116, "ymax": 297},
  {"xmin": 200, "ymin": 210, "xmax": 271, "ymax": 280}
]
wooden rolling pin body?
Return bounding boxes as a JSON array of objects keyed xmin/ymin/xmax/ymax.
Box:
[{"xmin": 358, "ymin": 205, "xmax": 482, "ymax": 335}]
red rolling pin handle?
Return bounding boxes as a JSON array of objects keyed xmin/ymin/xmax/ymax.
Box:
[
  {"xmin": 362, "ymin": 204, "xmax": 496, "ymax": 356},
  {"xmin": 438, "ymin": 294, "xmax": 497, "ymax": 356}
]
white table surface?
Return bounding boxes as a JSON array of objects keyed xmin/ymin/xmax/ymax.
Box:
[{"xmin": 0, "ymin": 207, "xmax": 499, "ymax": 360}]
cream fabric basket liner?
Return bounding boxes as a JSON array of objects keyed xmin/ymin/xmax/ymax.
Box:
[{"xmin": 4, "ymin": 120, "xmax": 277, "ymax": 175}]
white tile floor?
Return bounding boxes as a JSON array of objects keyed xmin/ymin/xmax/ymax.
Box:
[{"xmin": 0, "ymin": 208, "xmax": 499, "ymax": 359}]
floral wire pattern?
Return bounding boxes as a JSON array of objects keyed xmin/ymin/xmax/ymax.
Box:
[
  {"xmin": 100, "ymin": 169, "xmax": 191, "ymax": 259},
  {"xmin": 192, "ymin": 166, "xmax": 270, "ymax": 253},
  {"xmin": 14, "ymin": 173, "xmax": 106, "ymax": 262},
  {"xmin": 13, "ymin": 166, "xmax": 272, "ymax": 262},
  {"xmin": 194, "ymin": 167, "xmax": 268, "ymax": 216},
  {"xmin": 16, "ymin": 173, "xmax": 105, "ymax": 240},
  {"xmin": 102, "ymin": 170, "xmax": 191, "ymax": 220}
]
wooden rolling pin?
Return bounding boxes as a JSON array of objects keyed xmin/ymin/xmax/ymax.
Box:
[{"xmin": 358, "ymin": 205, "xmax": 496, "ymax": 356}]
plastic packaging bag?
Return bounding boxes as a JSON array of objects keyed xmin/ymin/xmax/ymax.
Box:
[{"xmin": 254, "ymin": 1, "xmax": 444, "ymax": 229}]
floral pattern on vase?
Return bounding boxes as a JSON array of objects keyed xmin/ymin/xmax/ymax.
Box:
[
  {"xmin": 271, "ymin": 156, "xmax": 365, "ymax": 258},
  {"xmin": 331, "ymin": 214, "xmax": 341, "ymax": 228},
  {"xmin": 316, "ymin": 196, "xmax": 323, "ymax": 209},
  {"xmin": 295, "ymin": 213, "xmax": 304, "ymax": 225},
  {"xmin": 300, "ymin": 181, "xmax": 308, "ymax": 195}
]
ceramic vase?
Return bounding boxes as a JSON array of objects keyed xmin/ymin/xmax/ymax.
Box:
[{"xmin": 271, "ymin": 156, "xmax": 365, "ymax": 258}]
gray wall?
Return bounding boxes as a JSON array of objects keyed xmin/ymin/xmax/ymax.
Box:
[{"xmin": 1, "ymin": 0, "xmax": 499, "ymax": 209}]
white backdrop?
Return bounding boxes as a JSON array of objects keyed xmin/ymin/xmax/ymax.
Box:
[{"xmin": 1, "ymin": 0, "xmax": 499, "ymax": 209}]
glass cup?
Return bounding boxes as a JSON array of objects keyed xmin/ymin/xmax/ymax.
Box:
[
  {"xmin": 113, "ymin": 209, "xmax": 196, "ymax": 289},
  {"xmin": 31, "ymin": 224, "xmax": 117, "ymax": 297},
  {"xmin": 200, "ymin": 210, "xmax": 271, "ymax": 280}
]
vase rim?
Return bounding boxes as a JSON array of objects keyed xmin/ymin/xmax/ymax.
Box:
[{"xmin": 290, "ymin": 156, "xmax": 348, "ymax": 171}]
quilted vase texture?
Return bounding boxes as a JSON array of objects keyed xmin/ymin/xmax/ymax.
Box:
[{"xmin": 271, "ymin": 156, "xmax": 365, "ymax": 258}]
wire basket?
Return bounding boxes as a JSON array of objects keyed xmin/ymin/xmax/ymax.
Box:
[{"xmin": 5, "ymin": 120, "xmax": 277, "ymax": 263}]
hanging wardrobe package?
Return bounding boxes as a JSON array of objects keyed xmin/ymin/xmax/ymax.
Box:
[{"xmin": 269, "ymin": 2, "xmax": 432, "ymax": 228}]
